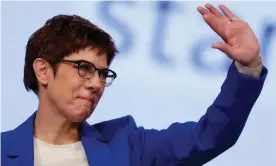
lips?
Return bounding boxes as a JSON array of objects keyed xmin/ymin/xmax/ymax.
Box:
[{"xmin": 79, "ymin": 96, "xmax": 94, "ymax": 104}]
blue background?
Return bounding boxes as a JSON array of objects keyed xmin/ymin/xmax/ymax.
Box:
[{"xmin": 1, "ymin": 1, "xmax": 276, "ymax": 165}]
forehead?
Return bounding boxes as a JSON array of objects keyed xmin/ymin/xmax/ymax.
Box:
[{"xmin": 65, "ymin": 47, "xmax": 108, "ymax": 68}]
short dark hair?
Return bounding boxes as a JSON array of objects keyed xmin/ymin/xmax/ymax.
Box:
[{"xmin": 24, "ymin": 14, "xmax": 118, "ymax": 94}]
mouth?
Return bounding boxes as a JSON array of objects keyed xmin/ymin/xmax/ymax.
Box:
[{"xmin": 78, "ymin": 97, "xmax": 94, "ymax": 104}]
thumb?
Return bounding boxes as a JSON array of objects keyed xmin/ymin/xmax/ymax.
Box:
[{"xmin": 212, "ymin": 42, "xmax": 234, "ymax": 58}]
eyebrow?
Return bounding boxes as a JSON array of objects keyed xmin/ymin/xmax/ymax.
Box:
[{"xmin": 74, "ymin": 59, "xmax": 109, "ymax": 69}]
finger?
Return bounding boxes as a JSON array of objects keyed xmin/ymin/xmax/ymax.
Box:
[
  {"xmin": 212, "ymin": 42, "xmax": 234, "ymax": 58},
  {"xmin": 202, "ymin": 14, "xmax": 225, "ymax": 36},
  {"xmin": 197, "ymin": 6, "xmax": 209, "ymax": 15},
  {"xmin": 219, "ymin": 5, "xmax": 238, "ymax": 21},
  {"xmin": 205, "ymin": 3, "xmax": 223, "ymax": 17}
]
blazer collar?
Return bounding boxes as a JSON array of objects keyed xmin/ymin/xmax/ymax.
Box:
[
  {"xmin": 5, "ymin": 111, "xmax": 114, "ymax": 166},
  {"xmin": 5, "ymin": 112, "xmax": 36, "ymax": 165},
  {"xmin": 80, "ymin": 122, "xmax": 114, "ymax": 166}
]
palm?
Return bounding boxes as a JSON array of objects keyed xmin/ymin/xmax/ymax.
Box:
[{"xmin": 197, "ymin": 4, "xmax": 260, "ymax": 66}]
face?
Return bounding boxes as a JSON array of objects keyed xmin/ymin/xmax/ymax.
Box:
[{"xmin": 45, "ymin": 48, "xmax": 109, "ymax": 122}]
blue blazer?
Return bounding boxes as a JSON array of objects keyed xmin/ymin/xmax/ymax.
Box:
[{"xmin": 1, "ymin": 63, "xmax": 267, "ymax": 166}]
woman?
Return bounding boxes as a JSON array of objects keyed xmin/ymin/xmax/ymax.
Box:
[{"xmin": 1, "ymin": 3, "xmax": 267, "ymax": 166}]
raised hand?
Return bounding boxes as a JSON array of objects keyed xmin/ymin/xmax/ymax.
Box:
[{"xmin": 197, "ymin": 4, "xmax": 262, "ymax": 67}]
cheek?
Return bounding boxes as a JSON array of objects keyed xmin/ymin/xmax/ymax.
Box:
[
  {"xmin": 57, "ymin": 79, "xmax": 86, "ymax": 115},
  {"xmin": 97, "ymin": 88, "xmax": 105, "ymax": 101},
  {"xmin": 53, "ymin": 74, "xmax": 83, "ymax": 103},
  {"xmin": 70, "ymin": 77, "xmax": 84, "ymax": 93}
]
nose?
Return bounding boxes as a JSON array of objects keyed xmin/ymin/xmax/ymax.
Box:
[{"xmin": 84, "ymin": 73, "xmax": 103, "ymax": 92}]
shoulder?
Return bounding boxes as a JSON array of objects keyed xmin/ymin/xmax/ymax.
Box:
[
  {"xmin": 1, "ymin": 129, "xmax": 15, "ymax": 153},
  {"xmin": 89, "ymin": 115, "xmax": 138, "ymax": 140},
  {"xmin": 93, "ymin": 115, "xmax": 137, "ymax": 132},
  {"xmin": 1, "ymin": 129, "xmax": 14, "ymax": 143}
]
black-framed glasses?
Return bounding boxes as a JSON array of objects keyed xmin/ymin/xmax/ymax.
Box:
[{"xmin": 61, "ymin": 59, "xmax": 117, "ymax": 87}]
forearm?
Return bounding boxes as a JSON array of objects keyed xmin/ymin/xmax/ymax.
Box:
[
  {"xmin": 205, "ymin": 61, "xmax": 267, "ymax": 146},
  {"xmin": 181, "ymin": 61, "xmax": 268, "ymax": 164}
]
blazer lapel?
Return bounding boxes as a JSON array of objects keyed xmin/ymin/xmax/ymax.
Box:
[
  {"xmin": 5, "ymin": 112, "xmax": 36, "ymax": 166},
  {"xmin": 80, "ymin": 122, "xmax": 114, "ymax": 166},
  {"xmin": 4, "ymin": 112, "xmax": 114, "ymax": 166}
]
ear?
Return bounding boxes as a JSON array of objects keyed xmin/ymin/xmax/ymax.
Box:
[{"xmin": 33, "ymin": 58, "xmax": 53, "ymax": 86}]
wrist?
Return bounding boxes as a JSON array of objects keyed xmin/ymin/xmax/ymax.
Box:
[{"xmin": 245, "ymin": 56, "xmax": 262, "ymax": 68}]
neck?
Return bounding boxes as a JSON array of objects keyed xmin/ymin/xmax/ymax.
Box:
[{"xmin": 34, "ymin": 93, "xmax": 81, "ymax": 145}]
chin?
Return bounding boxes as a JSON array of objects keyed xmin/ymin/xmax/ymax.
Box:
[
  {"xmin": 68, "ymin": 113, "xmax": 90, "ymax": 123},
  {"xmin": 64, "ymin": 102, "xmax": 97, "ymax": 122},
  {"xmin": 67, "ymin": 108, "xmax": 93, "ymax": 123}
]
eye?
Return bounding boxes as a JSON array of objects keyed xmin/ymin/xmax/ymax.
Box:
[
  {"xmin": 78, "ymin": 62, "xmax": 96, "ymax": 78},
  {"xmin": 99, "ymin": 70, "xmax": 109, "ymax": 78},
  {"xmin": 79, "ymin": 62, "xmax": 94, "ymax": 72},
  {"xmin": 98, "ymin": 69, "xmax": 116, "ymax": 87}
]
